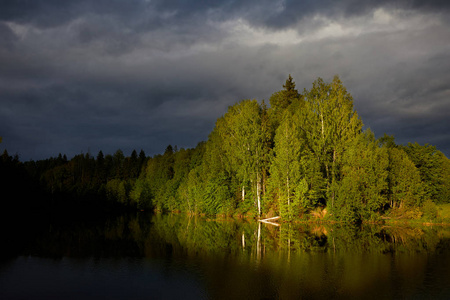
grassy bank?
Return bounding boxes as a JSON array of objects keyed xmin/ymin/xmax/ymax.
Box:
[
  {"xmin": 379, "ymin": 203, "xmax": 450, "ymax": 226},
  {"xmin": 437, "ymin": 203, "xmax": 450, "ymax": 221}
]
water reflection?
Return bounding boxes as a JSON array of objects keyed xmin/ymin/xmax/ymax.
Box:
[{"xmin": 2, "ymin": 213, "xmax": 450, "ymax": 299}]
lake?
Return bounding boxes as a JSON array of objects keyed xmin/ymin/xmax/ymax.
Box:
[{"xmin": 1, "ymin": 212, "xmax": 450, "ymax": 299}]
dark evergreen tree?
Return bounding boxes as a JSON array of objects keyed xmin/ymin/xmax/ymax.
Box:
[{"xmin": 269, "ymin": 74, "xmax": 300, "ymax": 128}]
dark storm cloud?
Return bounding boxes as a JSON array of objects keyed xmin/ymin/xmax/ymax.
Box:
[
  {"xmin": 0, "ymin": 22, "xmax": 17, "ymax": 49},
  {"xmin": 1, "ymin": 0, "xmax": 449, "ymax": 160},
  {"xmin": 0, "ymin": 0, "xmax": 148, "ymax": 28},
  {"xmin": 3, "ymin": 0, "xmax": 447, "ymax": 31}
]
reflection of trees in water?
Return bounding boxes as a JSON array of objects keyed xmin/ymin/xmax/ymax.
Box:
[
  {"xmin": 375, "ymin": 225, "xmax": 442, "ymax": 253},
  {"xmin": 378, "ymin": 226, "xmax": 424, "ymax": 244},
  {"xmin": 16, "ymin": 213, "xmax": 450, "ymax": 259},
  {"xmin": 10, "ymin": 213, "xmax": 450, "ymax": 300}
]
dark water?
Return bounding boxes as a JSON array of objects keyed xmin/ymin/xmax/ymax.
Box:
[{"xmin": 1, "ymin": 213, "xmax": 450, "ymax": 299}]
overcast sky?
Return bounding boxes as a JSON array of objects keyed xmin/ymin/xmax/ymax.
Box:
[{"xmin": 1, "ymin": 0, "xmax": 449, "ymax": 161}]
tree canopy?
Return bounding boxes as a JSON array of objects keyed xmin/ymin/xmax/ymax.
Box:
[{"xmin": 2, "ymin": 76, "xmax": 449, "ymax": 222}]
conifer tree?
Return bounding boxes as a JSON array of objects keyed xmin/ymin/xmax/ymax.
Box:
[{"xmin": 269, "ymin": 74, "xmax": 300, "ymax": 128}]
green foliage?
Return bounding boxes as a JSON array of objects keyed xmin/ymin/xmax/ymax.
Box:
[
  {"xmin": 422, "ymin": 199, "xmax": 438, "ymax": 221},
  {"xmin": 436, "ymin": 152, "xmax": 450, "ymax": 203},
  {"xmin": 130, "ymin": 177, "xmax": 152, "ymax": 210},
  {"xmin": 302, "ymin": 76, "xmax": 363, "ymax": 208},
  {"xmin": 195, "ymin": 131, "xmax": 235, "ymax": 215},
  {"xmin": 403, "ymin": 143, "xmax": 449, "ymax": 204},
  {"xmin": 4, "ymin": 75, "xmax": 447, "ymax": 222},
  {"xmin": 378, "ymin": 133, "xmax": 396, "ymax": 148},
  {"xmin": 269, "ymin": 74, "xmax": 300, "ymax": 127},
  {"xmin": 387, "ymin": 147, "xmax": 424, "ymax": 209},
  {"xmin": 206, "ymin": 99, "xmax": 267, "ymax": 216},
  {"xmin": 106, "ymin": 179, "xmax": 134, "ymax": 206},
  {"xmin": 437, "ymin": 204, "xmax": 450, "ymax": 222},
  {"xmin": 334, "ymin": 130, "xmax": 389, "ymax": 222},
  {"xmin": 269, "ymin": 106, "xmax": 320, "ymax": 219}
]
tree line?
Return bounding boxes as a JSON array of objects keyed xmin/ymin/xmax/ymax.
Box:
[
  {"xmin": 1, "ymin": 76, "xmax": 450, "ymax": 222},
  {"xmin": 0, "ymin": 148, "xmax": 147, "ymax": 212}
]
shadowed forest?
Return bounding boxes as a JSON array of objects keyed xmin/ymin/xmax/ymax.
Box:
[{"xmin": 2, "ymin": 76, "xmax": 450, "ymax": 223}]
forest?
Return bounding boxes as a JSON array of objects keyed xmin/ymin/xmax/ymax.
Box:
[{"xmin": 2, "ymin": 76, "xmax": 450, "ymax": 223}]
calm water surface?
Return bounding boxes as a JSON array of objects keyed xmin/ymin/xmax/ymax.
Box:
[{"xmin": 1, "ymin": 212, "xmax": 450, "ymax": 299}]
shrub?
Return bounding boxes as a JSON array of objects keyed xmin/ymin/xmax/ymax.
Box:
[{"xmin": 422, "ymin": 199, "xmax": 438, "ymax": 221}]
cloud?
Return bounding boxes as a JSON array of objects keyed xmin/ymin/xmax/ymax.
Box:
[{"xmin": 0, "ymin": 1, "xmax": 449, "ymax": 160}]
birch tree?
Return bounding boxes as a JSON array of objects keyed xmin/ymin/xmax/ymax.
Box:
[
  {"xmin": 387, "ymin": 147, "xmax": 423, "ymax": 209},
  {"xmin": 303, "ymin": 76, "xmax": 363, "ymax": 207},
  {"xmin": 215, "ymin": 100, "xmax": 266, "ymax": 216},
  {"xmin": 336, "ymin": 131, "xmax": 389, "ymax": 221}
]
